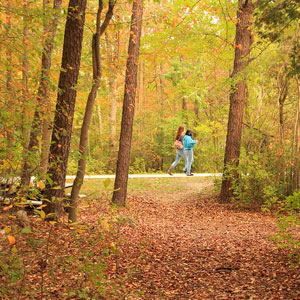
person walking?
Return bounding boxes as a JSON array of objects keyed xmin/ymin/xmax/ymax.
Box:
[
  {"xmin": 167, "ymin": 126, "xmax": 186, "ymax": 175},
  {"xmin": 183, "ymin": 129, "xmax": 198, "ymax": 176}
]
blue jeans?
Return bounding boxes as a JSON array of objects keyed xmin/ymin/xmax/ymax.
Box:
[
  {"xmin": 170, "ymin": 149, "xmax": 186, "ymax": 170},
  {"xmin": 184, "ymin": 149, "xmax": 194, "ymax": 175}
]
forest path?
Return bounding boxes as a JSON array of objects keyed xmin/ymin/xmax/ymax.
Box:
[
  {"xmin": 113, "ymin": 179, "xmax": 300, "ymax": 300},
  {"xmin": 66, "ymin": 173, "xmax": 222, "ymax": 179}
]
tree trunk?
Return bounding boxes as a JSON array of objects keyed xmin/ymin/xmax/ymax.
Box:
[
  {"xmin": 105, "ymin": 32, "xmax": 118, "ymax": 149},
  {"xmin": 158, "ymin": 62, "xmax": 165, "ymax": 107},
  {"xmin": 112, "ymin": 0, "xmax": 144, "ymax": 206},
  {"xmin": 97, "ymin": 100, "xmax": 103, "ymax": 138},
  {"xmin": 137, "ymin": 60, "xmax": 144, "ymax": 111},
  {"xmin": 21, "ymin": 0, "xmax": 62, "ymax": 186},
  {"xmin": 44, "ymin": 0, "xmax": 87, "ymax": 219},
  {"xmin": 21, "ymin": 0, "xmax": 30, "ymax": 150},
  {"xmin": 5, "ymin": 0, "xmax": 14, "ymax": 150},
  {"xmin": 277, "ymin": 69, "xmax": 289, "ymax": 184},
  {"xmin": 220, "ymin": 0, "xmax": 255, "ymax": 202},
  {"xmin": 39, "ymin": 119, "xmax": 53, "ymax": 178},
  {"xmin": 68, "ymin": 0, "xmax": 116, "ymax": 223},
  {"xmin": 278, "ymin": 69, "xmax": 289, "ymax": 142},
  {"xmin": 109, "ymin": 76, "xmax": 117, "ymax": 148},
  {"xmin": 182, "ymin": 96, "xmax": 188, "ymax": 123},
  {"xmin": 291, "ymin": 76, "xmax": 300, "ymax": 191}
]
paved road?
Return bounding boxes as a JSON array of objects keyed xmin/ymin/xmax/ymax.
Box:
[{"xmin": 66, "ymin": 173, "xmax": 222, "ymax": 179}]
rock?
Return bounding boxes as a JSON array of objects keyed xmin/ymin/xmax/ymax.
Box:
[{"xmin": 15, "ymin": 210, "xmax": 30, "ymax": 227}]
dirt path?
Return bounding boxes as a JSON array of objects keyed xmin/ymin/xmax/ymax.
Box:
[{"xmin": 115, "ymin": 179, "xmax": 300, "ymax": 300}]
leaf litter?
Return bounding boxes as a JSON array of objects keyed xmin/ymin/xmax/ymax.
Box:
[{"xmin": 0, "ymin": 178, "xmax": 299, "ymax": 299}]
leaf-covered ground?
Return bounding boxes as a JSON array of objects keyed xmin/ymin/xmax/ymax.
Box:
[
  {"xmin": 1, "ymin": 177, "xmax": 300, "ymax": 299},
  {"xmin": 103, "ymin": 179, "xmax": 300, "ymax": 300}
]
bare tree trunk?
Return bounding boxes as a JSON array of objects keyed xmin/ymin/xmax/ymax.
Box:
[
  {"xmin": 68, "ymin": 0, "xmax": 116, "ymax": 223},
  {"xmin": 291, "ymin": 76, "xmax": 300, "ymax": 191},
  {"xmin": 158, "ymin": 62, "xmax": 165, "ymax": 107},
  {"xmin": 5, "ymin": 0, "xmax": 14, "ymax": 150},
  {"xmin": 182, "ymin": 96, "xmax": 188, "ymax": 123},
  {"xmin": 21, "ymin": 0, "xmax": 62, "ymax": 186},
  {"xmin": 44, "ymin": 0, "xmax": 87, "ymax": 219},
  {"xmin": 21, "ymin": 0, "xmax": 30, "ymax": 150},
  {"xmin": 105, "ymin": 32, "xmax": 118, "ymax": 149},
  {"xmin": 40, "ymin": 120, "xmax": 53, "ymax": 178},
  {"xmin": 220, "ymin": 0, "xmax": 255, "ymax": 202},
  {"xmin": 97, "ymin": 100, "xmax": 103, "ymax": 138},
  {"xmin": 272, "ymin": 66, "xmax": 289, "ymax": 190},
  {"xmin": 193, "ymin": 99, "xmax": 200, "ymax": 124},
  {"xmin": 278, "ymin": 69, "xmax": 289, "ymax": 140},
  {"xmin": 137, "ymin": 60, "xmax": 144, "ymax": 111},
  {"xmin": 112, "ymin": 0, "xmax": 144, "ymax": 206}
]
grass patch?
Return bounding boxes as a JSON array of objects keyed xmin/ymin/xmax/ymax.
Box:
[{"xmin": 77, "ymin": 177, "xmax": 211, "ymax": 199}]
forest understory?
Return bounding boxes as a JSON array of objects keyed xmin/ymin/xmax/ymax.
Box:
[{"xmin": 1, "ymin": 178, "xmax": 300, "ymax": 299}]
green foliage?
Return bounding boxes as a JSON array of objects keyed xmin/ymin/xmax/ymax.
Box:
[
  {"xmin": 0, "ymin": 252, "xmax": 23, "ymax": 296},
  {"xmin": 129, "ymin": 157, "xmax": 146, "ymax": 173},
  {"xmin": 228, "ymin": 153, "xmax": 284, "ymax": 209},
  {"xmin": 273, "ymin": 190, "xmax": 300, "ymax": 264},
  {"xmin": 290, "ymin": 40, "xmax": 300, "ymax": 78},
  {"xmin": 255, "ymin": 0, "xmax": 300, "ymax": 41},
  {"xmin": 0, "ymin": 190, "xmax": 137, "ymax": 298},
  {"xmin": 284, "ymin": 190, "xmax": 300, "ymax": 211}
]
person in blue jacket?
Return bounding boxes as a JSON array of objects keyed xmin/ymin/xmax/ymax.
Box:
[{"xmin": 182, "ymin": 129, "xmax": 198, "ymax": 176}]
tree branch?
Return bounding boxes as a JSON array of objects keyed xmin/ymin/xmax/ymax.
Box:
[{"xmin": 100, "ymin": 0, "xmax": 116, "ymax": 36}]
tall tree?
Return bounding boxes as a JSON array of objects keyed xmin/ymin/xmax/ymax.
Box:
[
  {"xmin": 68, "ymin": 0, "xmax": 116, "ymax": 223},
  {"xmin": 21, "ymin": 0, "xmax": 62, "ymax": 186},
  {"xmin": 5, "ymin": 0, "xmax": 14, "ymax": 151},
  {"xmin": 291, "ymin": 75, "xmax": 300, "ymax": 191},
  {"xmin": 220, "ymin": 0, "xmax": 255, "ymax": 202},
  {"xmin": 112, "ymin": 0, "xmax": 144, "ymax": 206},
  {"xmin": 44, "ymin": 0, "xmax": 87, "ymax": 218},
  {"xmin": 21, "ymin": 0, "xmax": 30, "ymax": 150},
  {"xmin": 106, "ymin": 31, "xmax": 119, "ymax": 150}
]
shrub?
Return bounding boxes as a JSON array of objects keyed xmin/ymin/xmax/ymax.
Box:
[{"xmin": 273, "ymin": 191, "xmax": 300, "ymax": 264}]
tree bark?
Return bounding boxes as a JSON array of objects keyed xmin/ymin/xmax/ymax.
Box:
[
  {"xmin": 97, "ymin": 100, "xmax": 103, "ymax": 138},
  {"xmin": 39, "ymin": 119, "xmax": 53, "ymax": 178},
  {"xmin": 112, "ymin": 0, "xmax": 144, "ymax": 206},
  {"xmin": 44, "ymin": 0, "xmax": 87, "ymax": 218},
  {"xmin": 182, "ymin": 96, "xmax": 188, "ymax": 123},
  {"xmin": 137, "ymin": 60, "xmax": 144, "ymax": 111},
  {"xmin": 105, "ymin": 32, "xmax": 118, "ymax": 149},
  {"xmin": 291, "ymin": 76, "xmax": 300, "ymax": 191},
  {"xmin": 68, "ymin": 0, "xmax": 116, "ymax": 223},
  {"xmin": 220, "ymin": 0, "xmax": 255, "ymax": 202},
  {"xmin": 21, "ymin": 0, "xmax": 30, "ymax": 150},
  {"xmin": 21, "ymin": 0, "xmax": 62, "ymax": 186},
  {"xmin": 5, "ymin": 0, "xmax": 14, "ymax": 150},
  {"xmin": 277, "ymin": 70, "xmax": 289, "ymax": 157}
]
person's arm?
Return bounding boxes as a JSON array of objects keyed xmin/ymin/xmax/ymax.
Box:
[{"xmin": 187, "ymin": 136, "xmax": 198, "ymax": 147}]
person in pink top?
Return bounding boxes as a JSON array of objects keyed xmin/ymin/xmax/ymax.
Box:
[{"xmin": 167, "ymin": 126, "xmax": 187, "ymax": 175}]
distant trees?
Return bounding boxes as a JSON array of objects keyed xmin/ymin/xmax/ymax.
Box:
[
  {"xmin": 2, "ymin": 0, "xmax": 300, "ymax": 212},
  {"xmin": 255, "ymin": 0, "xmax": 300, "ymax": 42},
  {"xmin": 21, "ymin": 0, "xmax": 62, "ymax": 187}
]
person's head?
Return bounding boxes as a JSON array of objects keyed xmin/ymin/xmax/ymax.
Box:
[
  {"xmin": 185, "ymin": 129, "xmax": 193, "ymax": 137},
  {"xmin": 177, "ymin": 126, "xmax": 185, "ymax": 136},
  {"xmin": 175, "ymin": 126, "xmax": 185, "ymax": 140}
]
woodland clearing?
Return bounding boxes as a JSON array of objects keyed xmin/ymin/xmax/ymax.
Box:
[{"xmin": 1, "ymin": 177, "xmax": 299, "ymax": 299}]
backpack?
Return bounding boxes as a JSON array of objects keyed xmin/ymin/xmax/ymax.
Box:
[{"xmin": 174, "ymin": 140, "xmax": 183, "ymax": 150}]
